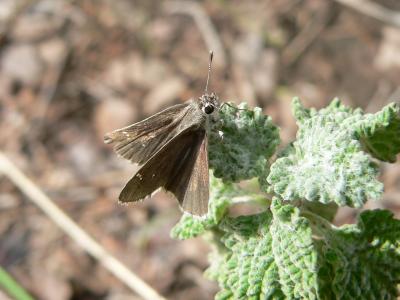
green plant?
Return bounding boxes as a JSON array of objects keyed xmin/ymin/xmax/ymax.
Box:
[
  {"xmin": 0, "ymin": 266, "xmax": 35, "ymax": 300},
  {"xmin": 171, "ymin": 99, "xmax": 400, "ymax": 299}
]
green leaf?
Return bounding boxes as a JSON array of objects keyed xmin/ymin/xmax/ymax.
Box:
[
  {"xmin": 206, "ymin": 200, "xmax": 328, "ymax": 300},
  {"xmin": 203, "ymin": 199, "xmax": 400, "ymax": 299},
  {"xmin": 270, "ymin": 199, "xmax": 321, "ymax": 299},
  {"xmin": 321, "ymin": 209, "xmax": 400, "ymax": 299},
  {"xmin": 267, "ymin": 98, "xmax": 383, "ymax": 207},
  {"xmin": 170, "ymin": 214, "xmax": 213, "ymax": 240},
  {"xmin": 209, "ymin": 102, "xmax": 280, "ymax": 182},
  {"xmin": 0, "ymin": 266, "xmax": 35, "ymax": 300},
  {"xmin": 356, "ymin": 102, "xmax": 400, "ymax": 162},
  {"xmin": 205, "ymin": 212, "xmax": 285, "ymax": 300}
]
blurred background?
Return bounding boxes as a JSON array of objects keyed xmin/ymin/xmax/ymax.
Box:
[{"xmin": 0, "ymin": 0, "xmax": 399, "ymax": 299}]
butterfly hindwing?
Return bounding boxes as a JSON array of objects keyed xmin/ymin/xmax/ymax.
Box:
[
  {"xmin": 165, "ymin": 131, "xmax": 209, "ymax": 216},
  {"xmin": 104, "ymin": 103, "xmax": 190, "ymax": 165}
]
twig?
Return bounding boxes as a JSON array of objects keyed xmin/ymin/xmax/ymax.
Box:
[
  {"xmin": 164, "ymin": 1, "xmax": 227, "ymax": 67},
  {"xmin": 37, "ymin": 47, "xmax": 71, "ymax": 124},
  {"xmin": 0, "ymin": 152, "xmax": 167, "ymax": 300},
  {"xmin": 282, "ymin": 3, "xmax": 331, "ymax": 65},
  {"xmin": 334, "ymin": 0, "xmax": 400, "ymax": 28},
  {"xmin": 365, "ymin": 80, "xmax": 391, "ymax": 113},
  {"xmin": 25, "ymin": 46, "xmax": 72, "ymax": 141},
  {"xmin": 366, "ymin": 84, "xmax": 400, "ymax": 113}
]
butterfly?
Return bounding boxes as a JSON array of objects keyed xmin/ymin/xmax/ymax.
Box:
[{"xmin": 104, "ymin": 52, "xmax": 219, "ymax": 216}]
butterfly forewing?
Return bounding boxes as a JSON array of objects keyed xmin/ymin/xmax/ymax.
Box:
[
  {"xmin": 119, "ymin": 127, "xmax": 209, "ymax": 215},
  {"xmin": 104, "ymin": 103, "xmax": 190, "ymax": 165}
]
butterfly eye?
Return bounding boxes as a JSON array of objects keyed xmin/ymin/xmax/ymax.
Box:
[{"xmin": 203, "ymin": 104, "xmax": 214, "ymax": 114}]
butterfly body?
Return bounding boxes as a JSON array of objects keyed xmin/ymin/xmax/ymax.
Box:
[{"xmin": 104, "ymin": 93, "xmax": 219, "ymax": 216}]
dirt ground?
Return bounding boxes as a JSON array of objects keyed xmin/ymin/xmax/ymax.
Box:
[{"xmin": 0, "ymin": 0, "xmax": 399, "ymax": 299}]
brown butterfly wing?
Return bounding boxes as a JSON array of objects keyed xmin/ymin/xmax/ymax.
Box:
[
  {"xmin": 165, "ymin": 131, "xmax": 209, "ymax": 216},
  {"xmin": 119, "ymin": 128, "xmax": 209, "ymax": 216},
  {"xmin": 104, "ymin": 103, "xmax": 190, "ymax": 165}
]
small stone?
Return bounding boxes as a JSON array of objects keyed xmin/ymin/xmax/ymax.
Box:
[
  {"xmin": 12, "ymin": 14, "xmax": 64, "ymax": 41},
  {"xmin": 143, "ymin": 77, "xmax": 186, "ymax": 115},
  {"xmin": 0, "ymin": 193, "xmax": 18, "ymax": 209},
  {"xmin": 0, "ymin": 0, "xmax": 16, "ymax": 21},
  {"xmin": 375, "ymin": 27, "xmax": 400, "ymax": 71},
  {"xmin": 1, "ymin": 44, "xmax": 43, "ymax": 85},
  {"xmin": 94, "ymin": 98, "xmax": 138, "ymax": 140},
  {"xmin": 125, "ymin": 54, "xmax": 170, "ymax": 88},
  {"xmin": 103, "ymin": 54, "xmax": 171, "ymax": 90},
  {"xmin": 38, "ymin": 38, "xmax": 67, "ymax": 66},
  {"xmin": 103, "ymin": 59, "xmax": 129, "ymax": 90},
  {"xmin": 68, "ymin": 135, "xmax": 100, "ymax": 177}
]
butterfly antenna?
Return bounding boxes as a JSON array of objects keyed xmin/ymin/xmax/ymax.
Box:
[{"xmin": 204, "ymin": 50, "xmax": 213, "ymax": 93}]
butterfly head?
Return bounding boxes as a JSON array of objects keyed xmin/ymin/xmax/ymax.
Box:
[
  {"xmin": 198, "ymin": 51, "xmax": 219, "ymax": 115},
  {"xmin": 199, "ymin": 92, "xmax": 219, "ymax": 115}
]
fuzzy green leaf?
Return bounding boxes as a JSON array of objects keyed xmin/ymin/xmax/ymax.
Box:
[
  {"xmin": 317, "ymin": 209, "xmax": 400, "ymax": 299},
  {"xmin": 206, "ymin": 200, "xmax": 400, "ymax": 299},
  {"xmin": 270, "ymin": 199, "xmax": 321, "ymax": 299},
  {"xmin": 209, "ymin": 102, "xmax": 280, "ymax": 182},
  {"xmin": 267, "ymin": 98, "xmax": 383, "ymax": 207},
  {"xmin": 206, "ymin": 200, "xmax": 326, "ymax": 299},
  {"xmin": 205, "ymin": 212, "xmax": 285, "ymax": 300},
  {"xmin": 356, "ymin": 102, "xmax": 400, "ymax": 162}
]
